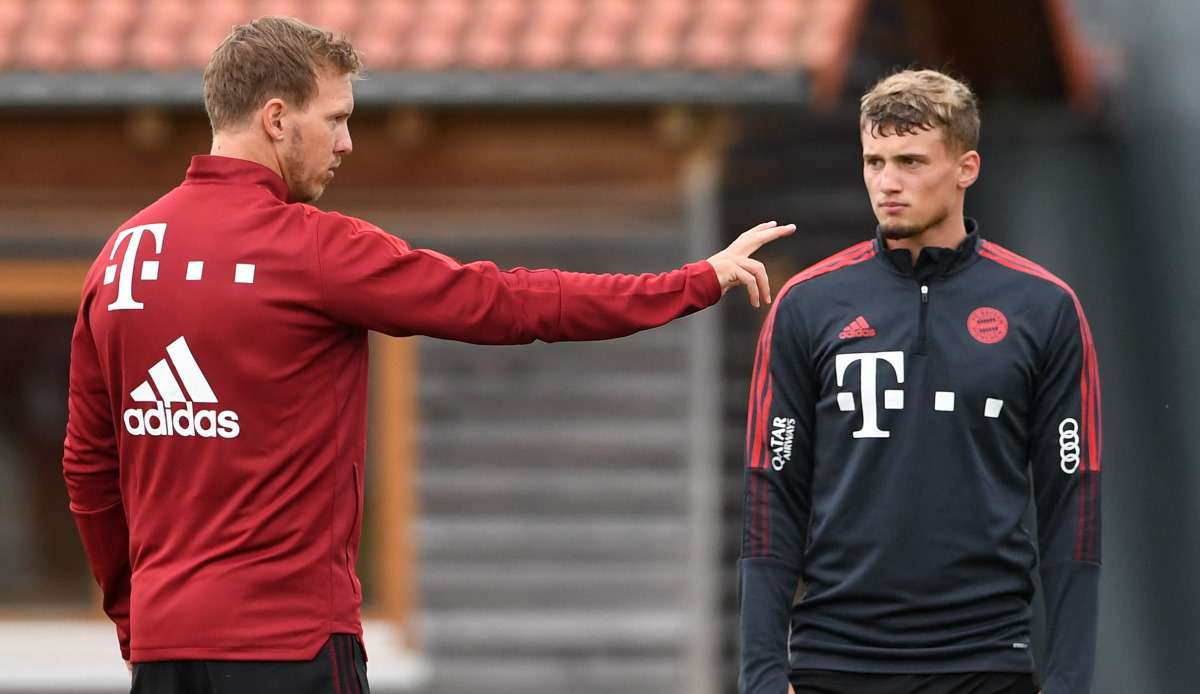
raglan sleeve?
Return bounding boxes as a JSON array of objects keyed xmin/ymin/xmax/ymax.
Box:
[
  {"xmin": 61, "ymin": 288, "xmax": 131, "ymax": 661},
  {"xmin": 1030, "ymin": 290, "xmax": 1102, "ymax": 694},
  {"xmin": 738, "ymin": 289, "xmax": 816, "ymax": 694},
  {"xmin": 314, "ymin": 213, "xmax": 721, "ymax": 343}
]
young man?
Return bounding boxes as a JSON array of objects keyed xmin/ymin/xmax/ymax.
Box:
[
  {"xmin": 738, "ymin": 70, "xmax": 1100, "ymax": 694},
  {"xmin": 61, "ymin": 16, "xmax": 792, "ymax": 694}
]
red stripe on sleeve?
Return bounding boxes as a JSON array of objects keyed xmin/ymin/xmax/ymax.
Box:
[
  {"xmin": 748, "ymin": 323, "xmax": 775, "ymax": 469},
  {"xmin": 743, "ymin": 242, "xmax": 876, "ymax": 557},
  {"xmin": 981, "ymin": 242, "xmax": 1101, "ymax": 470},
  {"xmin": 980, "ymin": 241, "xmax": 1101, "ymax": 561},
  {"xmin": 747, "ymin": 241, "xmax": 875, "ymax": 470},
  {"xmin": 759, "ymin": 466, "xmax": 771, "ymax": 556}
]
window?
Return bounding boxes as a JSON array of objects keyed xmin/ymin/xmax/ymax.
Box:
[{"xmin": 0, "ymin": 313, "xmax": 91, "ymax": 607}]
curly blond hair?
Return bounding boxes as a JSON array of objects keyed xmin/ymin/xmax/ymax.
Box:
[{"xmin": 860, "ymin": 69, "xmax": 980, "ymax": 153}]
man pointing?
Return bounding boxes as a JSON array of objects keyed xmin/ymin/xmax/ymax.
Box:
[{"xmin": 62, "ymin": 16, "xmax": 792, "ymax": 694}]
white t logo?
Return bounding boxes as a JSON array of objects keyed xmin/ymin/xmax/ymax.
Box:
[
  {"xmin": 106, "ymin": 223, "xmax": 166, "ymax": 311},
  {"xmin": 835, "ymin": 350, "xmax": 905, "ymax": 438}
]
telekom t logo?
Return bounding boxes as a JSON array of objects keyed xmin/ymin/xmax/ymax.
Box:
[
  {"xmin": 832, "ymin": 350, "xmax": 1008, "ymax": 440},
  {"xmin": 835, "ymin": 350, "xmax": 904, "ymax": 439},
  {"xmin": 105, "ymin": 223, "xmax": 167, "ymax": 311}
]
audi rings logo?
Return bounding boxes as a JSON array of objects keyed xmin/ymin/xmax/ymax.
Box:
[{"xmin": 1059, "ymin": 418, "xmax": 1081, "ymax": 474}]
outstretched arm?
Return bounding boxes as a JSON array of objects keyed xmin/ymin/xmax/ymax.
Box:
[{"xmin": 316, "ymin": 213, "xmax": 794, "ymax": 342}]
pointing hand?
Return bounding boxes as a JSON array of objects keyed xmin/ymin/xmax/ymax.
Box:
[{"xmin": 706, "ymin": 221, "xmax": 795, "ymax": 307}]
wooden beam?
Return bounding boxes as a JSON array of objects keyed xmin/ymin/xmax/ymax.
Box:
[
  {"xmin": 370, "ymin": 334, "xmax": 419, "ymax": 646},
  {"xmin": 805, "ymin": 0, "xmax": 871, "ymax": 108},
  {"xmin": 0, "ymin": 260, "xmax": 88, "ymax": 313},
  {"xmin": 1044, "ymin": 0, "xmax": 1103, "ymax": 113}
]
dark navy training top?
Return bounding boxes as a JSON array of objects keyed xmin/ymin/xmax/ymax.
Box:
[{"xmin": 738, "ymin": 220, "xmax": 1101, "ymax": 694}]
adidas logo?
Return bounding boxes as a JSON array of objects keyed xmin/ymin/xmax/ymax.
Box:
[
  {"xmin": 122, "ymin": 336, "xmax": 240, "ymax": 439},
  {"xmin": 838, "ymin": 315, "xmax": 877, "ymax": 340}
]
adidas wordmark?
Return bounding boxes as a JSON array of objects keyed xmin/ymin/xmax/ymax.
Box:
[{"xmin": 122, "ymin": 336, "xmax": 240, "ymax": 439}]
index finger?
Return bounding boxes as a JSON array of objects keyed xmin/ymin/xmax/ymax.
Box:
[{"xmin": 733, "ymin": 223, "xmax": 795, "ymax": 256}]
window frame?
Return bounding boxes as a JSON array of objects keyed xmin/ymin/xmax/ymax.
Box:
[{"xmin": 0, "ymin": 260, "xmax": 415, "ymax": 639}]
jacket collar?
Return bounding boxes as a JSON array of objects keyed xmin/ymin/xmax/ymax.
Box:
[
  {"xmin": 183, "ymin": 155, "xmax": 290, "ymax": 202},
  {"xmin": 875, "ymin": 218, "xmax": 981, "ymax": 280}
]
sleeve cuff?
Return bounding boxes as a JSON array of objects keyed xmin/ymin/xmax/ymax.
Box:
[
  {"xmin": 691, "ymin": 261, "xmax": 723, "ymax": 306},
  {"xmin": 739, "ymin": 557, "xmax": 801, "ymax": 694},
  {"xmin": 1039, "ymin": 561, "xmax": 1099, "ymax": 694}
]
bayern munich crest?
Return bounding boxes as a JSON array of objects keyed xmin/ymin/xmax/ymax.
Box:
[{"xmin": 967, "ymin": 307, "xmax": 1008, "ymax": 344}]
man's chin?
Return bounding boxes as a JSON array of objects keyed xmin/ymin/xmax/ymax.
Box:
[
  {"xmin": 879, "ymin": 224, "xmax": 923, "ymax": 240},
  {"xmin": 289, "ymin": 185, "xmax": 326, "ymax": 204}
]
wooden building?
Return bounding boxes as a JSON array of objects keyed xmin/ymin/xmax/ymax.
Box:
[{"xmin": 0, "ymin": 2, "xmax": 1103, "ymax": 692}]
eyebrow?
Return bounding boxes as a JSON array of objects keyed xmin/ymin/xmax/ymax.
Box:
[{"xmin": 863, "ymin": 152, "xmax": 930, "ymax": 161}]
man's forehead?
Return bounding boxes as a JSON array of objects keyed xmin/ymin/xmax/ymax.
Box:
[
  {"xmin": 318, "ymin": 72, "xmax": 355, "ymax": 99},
  {"xmin": 860, "ymin": 125, "xmax": 945, "ymax": 152},
  {"xmin": 321, "ymin": 94, "xmax": 355, "ymax": 116}
]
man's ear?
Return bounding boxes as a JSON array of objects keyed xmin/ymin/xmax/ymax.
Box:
[
  {"xmin": 260, "ymin": 98, "xmax": 287, "ymax": 142},
  {"xmin": 958, "ymin": 150, "xmax": 981, "ymax": 190}
]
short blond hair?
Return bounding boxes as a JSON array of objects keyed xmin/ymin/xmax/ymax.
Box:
[
  {"xmin": 203, "ymin": 16, "xmax": 362, "ymax": 132},
  {"xmin": 860, "ymin": 69, "xmax": 980, "ymax": 153}
]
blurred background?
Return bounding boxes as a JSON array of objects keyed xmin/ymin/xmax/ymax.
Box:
[{"xmin": 0, "ymin": 0, "xmax": 1196, "ymax": 692}]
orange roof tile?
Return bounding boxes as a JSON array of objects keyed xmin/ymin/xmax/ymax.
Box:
[{"xmin": 0, "ymin": 0, "xmax": 827, "ymax": 73}]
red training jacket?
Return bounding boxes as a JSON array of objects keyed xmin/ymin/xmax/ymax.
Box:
[{"xmin": 62, "ymin": 155, "xmax": 720, "ymax": 662}]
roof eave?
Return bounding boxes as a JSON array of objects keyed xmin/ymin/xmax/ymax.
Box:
[{"xmin": 0, "ymin": 70, "xmax": 808, "ymax": 110}]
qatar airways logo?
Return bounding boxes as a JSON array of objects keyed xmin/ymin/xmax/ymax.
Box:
[
  {"xmin": 123, "ymin": 336, "xmax": 240, "ymax": 439},
  {"xmin": 769, "ymin": 416, "xmax": 796, "ymax": 470}
]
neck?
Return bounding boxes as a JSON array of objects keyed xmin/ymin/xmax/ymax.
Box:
[
  {"xmin": 884, "ymin": 211, "xmax": 968, "ymax": 261},
  {"xmin": 210, "ymin": 132, "xmax": 282, "ymax": 178}
]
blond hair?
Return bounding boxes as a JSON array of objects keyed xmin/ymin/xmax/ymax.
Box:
[
  {"xmin": 860, "ymin": 69, "xmax": 980, "ymax": 153},
  {"xmin": 203, "ymin": 16, "xmax": 362, "ymax": 132}
]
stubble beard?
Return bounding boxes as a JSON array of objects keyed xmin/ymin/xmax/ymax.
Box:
[
  {"xmin": 303, "ymin": 182, "xmax": 326, "ymax": 204},
  {"xmin": 879, "ymin": 208, "xmax": 949, "ymax": 241},
  {"xmin": 282, "ymin": 130, "xmax": 326, "ymax": 204}
]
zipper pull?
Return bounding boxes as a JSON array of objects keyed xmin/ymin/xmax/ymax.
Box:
[{"xmin": 921, "ymin": 284, "xmax": 929, "ymax": 303}]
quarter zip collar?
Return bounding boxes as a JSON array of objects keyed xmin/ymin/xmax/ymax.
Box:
[
  {"xmin": 874, "ymin": 218, "xmax": 982, "ymax": 281},
  {"xmin": 183, "ymin": 155, "xmax": 290, "ymax": 202}
]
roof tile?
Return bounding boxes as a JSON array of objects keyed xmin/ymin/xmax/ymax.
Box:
[{"xmin": 4, "ymin": 0, "xmax": 817, "ymax": 73}]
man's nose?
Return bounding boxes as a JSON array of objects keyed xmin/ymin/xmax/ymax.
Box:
[{"xmin": 878, "ymin": 164, "xmax": 902, "ymax": 192}]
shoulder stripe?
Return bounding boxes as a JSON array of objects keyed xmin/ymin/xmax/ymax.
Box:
[
  {"xmin": 743, "ymin": 241, "xmax": 877, "ymax": 557},
  {"xmin": 788, "ymin": 240, "xmax": 876, "ymax": 286},
  {"xmin": 748, "ymin": 241, "xmax": 875, "ymax": 469},
  {"xmin": 980, "ymin": 240, "xmax": 1102, "ymax": 561}
]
